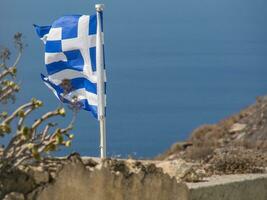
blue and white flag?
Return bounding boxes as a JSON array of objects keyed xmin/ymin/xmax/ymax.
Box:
[{"xmin": 34, "ymin": 14, "xmax": 106, "ymax": 119}]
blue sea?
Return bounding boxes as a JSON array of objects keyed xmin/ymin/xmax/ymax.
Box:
[{"xmin": 1, "ymin": 0, "xmax": 267, "ymax": 158}]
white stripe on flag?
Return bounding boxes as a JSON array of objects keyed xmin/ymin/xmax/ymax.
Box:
[
  {"xmin": 45, "ymin": 52, "xmax": 67, "ymax": 64},
  {"xmin": 47, "ymin": 27, "xmax": 62, "ymax": 41}
]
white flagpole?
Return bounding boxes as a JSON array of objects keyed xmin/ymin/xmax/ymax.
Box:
[{"xmin": 95, "ymin": 4, "xmax": 106, "ymax": 158}]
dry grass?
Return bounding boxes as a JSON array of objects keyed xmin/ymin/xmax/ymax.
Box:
[
  {"xmin": 185, "ymin": 145, "xmax": 214, "ymax": 161},
  {"xmin": 155, "ymin": 143, "xmax": 183, "ymax": 160}
]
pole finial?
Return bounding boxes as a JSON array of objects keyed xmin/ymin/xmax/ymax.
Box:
[{"xmin": 95, "ymin": 4, "xmax": 104, "ymax": 12}]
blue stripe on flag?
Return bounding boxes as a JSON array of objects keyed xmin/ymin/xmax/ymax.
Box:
[
  {"xmin": 70, "ymin": 78, "xmax": 97, "ymax": 94},
  {"xmin": 79, "ymin": 99, "xmax": 98, "ymax": 118},
  {"xmin": 46, "ymin": 61, "xmax": 68, "ymax": 75},
  {"xmin": 52, "ymin": 15, "xmax": 81, "ymax": 39},
  {"xmin": 89, "ymin": 47, "xmax": 96, "ymax": 71},
  {"xmin": 33, "ymin": 24, "xmax": 51, "ymax": 38},
  {"xmin": 64, "ymin": 50, "xmax": 84, "ymax": 70},
  {"xmin": 89, "ymin": 14, "xmax": 97, "ymax": 35},
  {"xmin": 45, "ymin": 40, "xmax": 62, "ymax": 53}
]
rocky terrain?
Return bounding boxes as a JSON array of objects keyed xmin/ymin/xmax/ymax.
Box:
[{"xmin": 156, "ymin": 95, "xmax": 267, "ymax": 176}]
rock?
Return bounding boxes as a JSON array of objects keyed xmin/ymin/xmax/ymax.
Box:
[
  {"xmin": 3, "ymin": 192, "xmax": 24, "ymax": 200},
  {"xmin": 156, "ymin": 159, "xmax": 197, "ymax": 181},
  {"xmin": 82, "ymin": 158, "xmax": 98, "ymax": 168},
  {"xmin": 235, "ymin": 132, "xmax": 246, "ymax": 140},
  {"xmin": 28, "ymin": 166, "xmax": 50, "ymax": 184},
  {"xmin": 0, "ymin": 169, "xmax": 36, "ymax": 198},
  {"xmin": 229, "ymin": 123, "xmax": 247, "ymax": 133}
]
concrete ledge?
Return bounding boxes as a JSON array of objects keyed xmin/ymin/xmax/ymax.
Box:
[{"xmin": 187, "ymin": 174, "xmax": 267, "ymax": 200}]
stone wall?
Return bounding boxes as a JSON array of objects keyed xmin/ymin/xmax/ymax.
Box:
[{"xmin": 29, "ymin": 156, "xmax": 188, "ymax": 200}]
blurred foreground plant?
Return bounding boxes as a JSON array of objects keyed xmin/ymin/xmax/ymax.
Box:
[
  {"xmin": 0, "ymin": 33, "xmax": 76, "ymax": 173},
  {"xmin": 0, "ymin": 33, "xmax": 22, "ymax": 103}
]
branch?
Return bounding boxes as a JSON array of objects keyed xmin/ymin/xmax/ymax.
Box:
[
  {"xmin": 0, "ymin": 66, "xmax": 16, "ymax": 80},
  {"xmin": 1, "ymin": 102, "xmax": 33, "ymax": 125},
  {"xmin": 17, "ymin": 107, "xmax": 35, "ymax": 131},
  {"xmin": 13, "ymin": 153, "xmax": 31, "ymax": 168},
  {"xmin": 12, "ymin": 51, "xmax": 21, "ymax": 68},
  {"xmin": 31, "ymin": 109, "xmax": 63, "ymax": 131},
  {"xmin": 0, "ymin": 88, "xmax": 15, "ymax": 102},
  {"xmin": 61, "ymin": 105, "xmax": 77, "ymax": 135},
  {"xmin": 41, "ymin": 123, "xmax": 57, "ymax": 141},
  {"xmin": 2, "ymin": 134, "xmax": 21, "ymax": 157}
]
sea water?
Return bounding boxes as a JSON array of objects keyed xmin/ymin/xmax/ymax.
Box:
[{"xmin": 1, "ymin": 0, "xmax": 267, "ymax": 158}]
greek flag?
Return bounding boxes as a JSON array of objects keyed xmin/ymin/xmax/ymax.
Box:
[{"xmin": 34, "ymin": 13, "xmax": 106, "ymax": 119}]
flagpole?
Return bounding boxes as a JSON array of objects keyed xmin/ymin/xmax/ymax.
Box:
[{"xmin": 95, "ymin": 4, "xmax": 106, "ymax": 159}]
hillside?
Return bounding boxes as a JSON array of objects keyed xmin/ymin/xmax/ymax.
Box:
[{"xmin": 156, "ymin": 95, "xmax": 267, "ymax": 175}]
